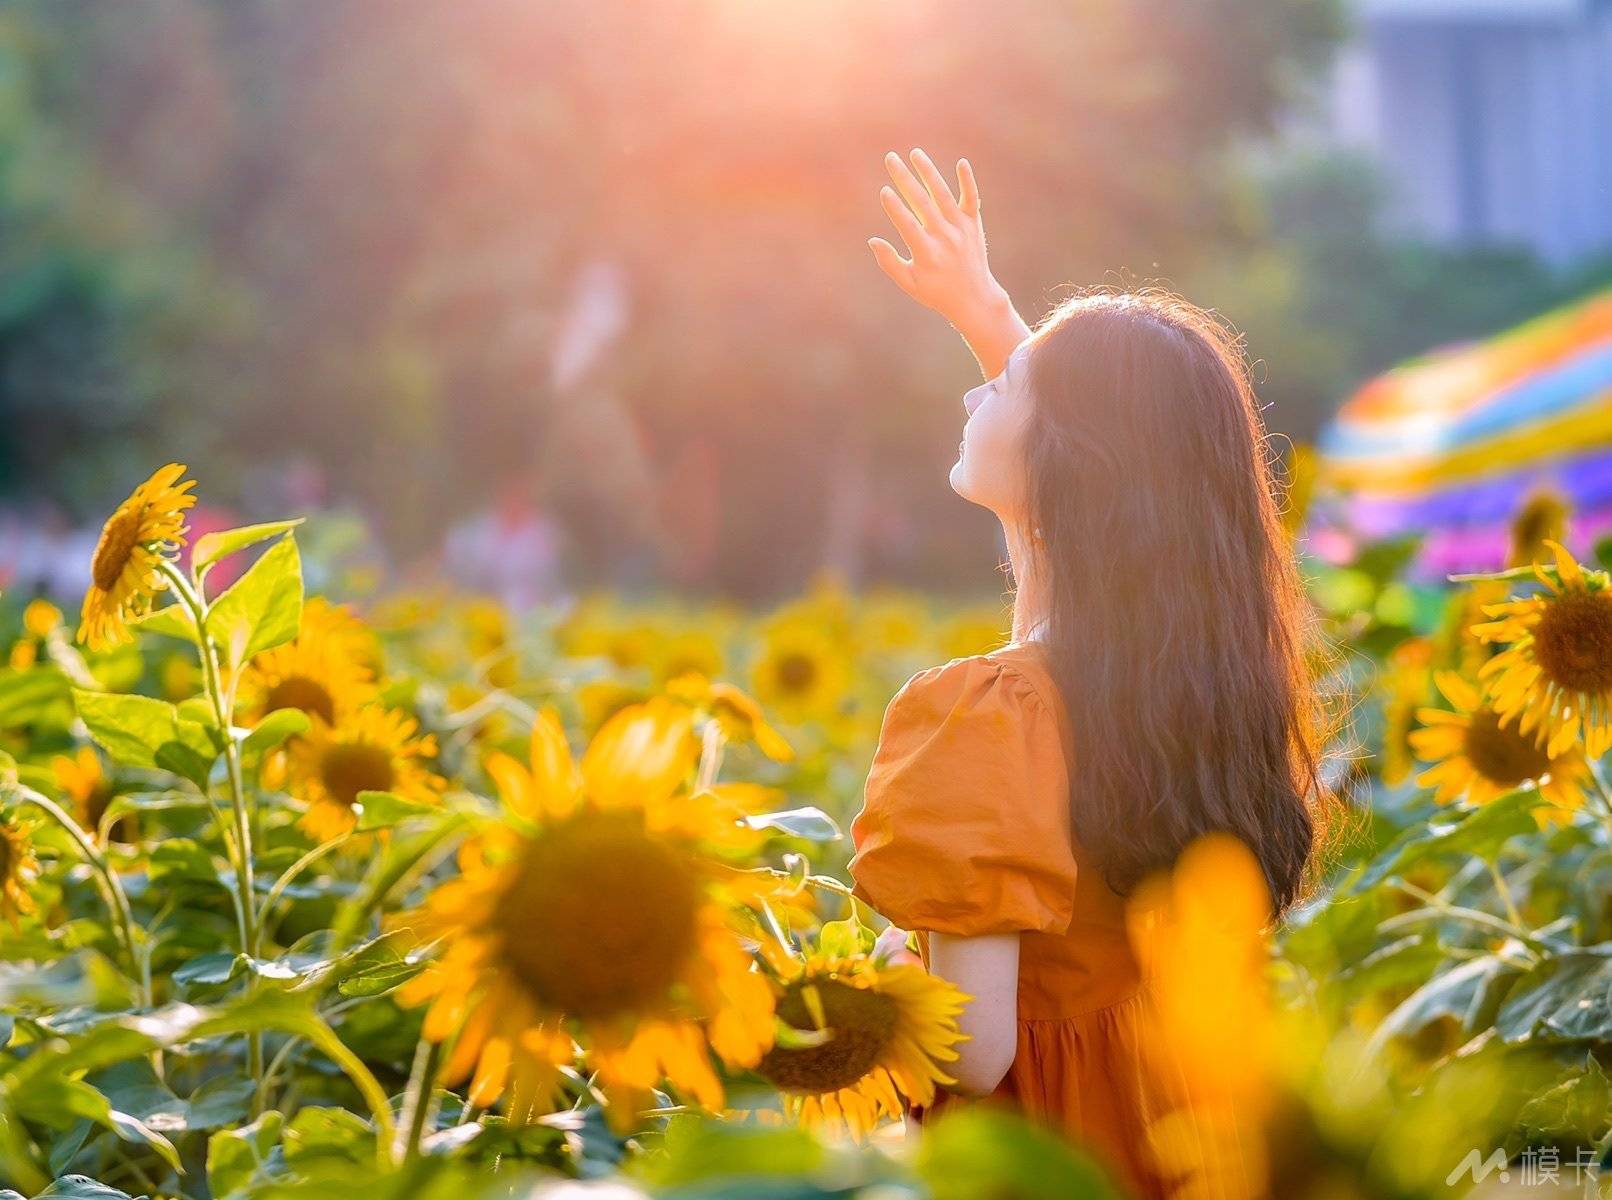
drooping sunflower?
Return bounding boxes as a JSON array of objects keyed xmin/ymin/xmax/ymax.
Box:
[
  {"xmin": 237, "ymin": 597, "xmax": 378, "ymax": 728},
  {"xmin": 286, "ymin": 705, "xmax": 443, "ymax": 841},
  {"xmin": 1410, "ymin": 670, "xmax": 1588, "ymax": 823},
  {"xmin": 1472, "ymin": 540, "xmax": 1612, "ymax": 758},
  {"xmin": 395, "ymin": 701, "xmax": 776, "ymax": 1128},
  {"xmin": 752, "ymin": 621, "xmax": 851, "ymax": 723},
  {"xmin": 0, "ymin": 809, "xmax": 40, "ymax": 928},
  {"xmin": 77, "ymin": 463, "xmax": 197, "ymax": 651},
  {"xmin": 754, "ymin": 951, "xmax": 967, "ymax": 1140}
]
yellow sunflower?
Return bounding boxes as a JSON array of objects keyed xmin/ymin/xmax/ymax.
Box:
[
  {"xmin": 52, "ymin": 746, "xmax": 131, "ymax": 843},
  {"xmin": 652, "ymin": 629, "xmax": 726, "ymax": 686},
  {"xmin": 395, "ymin": 701, "xmax": 776, "ymax": 1129},
  {"xmin": 754, "ymin": 951, "xmax": 967, "ymax": 1140},
  {"xmin": 23, "ymin": 598, "xmax": 61, "ymax": 640},
  {"xmin": 665, "ymin": 674, "xmax": 793, "ymax": 763},
  {"xmin": 0, "ymin": 809, "xmax": 40, "ymax": 928},
  {"xmin": 1472, "ymin": 540, "xmax": 1612, "ymax": 758},
  {"xmin": 1126, "ymin": 834, "xmax": 1275, "ymax": 1200},
  {"xmin": 752, "ymin": 621, "xmax": 851, "ymax": 723},
  {"xmin": 1507, "ymin": 488, "xmax": 1569, "ymax": 569},
  {"xmin": 1410, "ymin": 670, "xmax": 1588, "ymax": 824},
  {"xmin": 237, "ymin": 597, "xmax": 378, "ymax": 728},
  {"xmin": 286, "ymin": 706, "xmax": 443, "ymax": 841},
  {"xmin": 77, "ymin": 463, "xmax": 197, "ymax": 651}
]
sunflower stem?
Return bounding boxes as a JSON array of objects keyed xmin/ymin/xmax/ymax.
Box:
[
  {"xmin": 1485, "ymin": 860, "xmax": 1524, "ymax": 929},
  {"xmin": 758, "ymin": 899, "xmax": 799, "ymax": 960},
  {"xmin": 154, "ymin": 559, "xmax": 264, "ymax": 1102},
  {"xmin": 1386, "ymin": 879, "xmax": 1550, "ymax": 955},
  {"xmin": 696, "ymin": 722, "xmax": 725, "ymax": 793},
  {"xmin": 397, "ymin": 1034, "xmax": 444, "ymax": 1163},
  {"xmin": 8, "ymin": 782, "xmax": 148, "ymax": 1006},
  {"xmin": 257, "ymin": 832, "xmax": 350, "ymax": 954}
]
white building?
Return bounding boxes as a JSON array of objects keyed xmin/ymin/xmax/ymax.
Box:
[{"xmin": 1325, "ymin": 0, "xmax": 1612, "ymax": 263}]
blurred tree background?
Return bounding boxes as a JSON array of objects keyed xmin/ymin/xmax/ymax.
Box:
[{"xmin": 1, "ymin": 0, "xmax": 1606, "ymax": 598}]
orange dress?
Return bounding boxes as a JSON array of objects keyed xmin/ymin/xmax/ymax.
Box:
[{"xmin": 849, "ymin": 643, "xmax": 1196, "ymax": 1198}]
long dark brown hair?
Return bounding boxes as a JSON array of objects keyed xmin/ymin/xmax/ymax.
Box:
[{"xmin": 1021, "ymin": 288, "xmax": 1332, "ymax": 916}]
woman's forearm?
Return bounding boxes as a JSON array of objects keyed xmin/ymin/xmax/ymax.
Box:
[{"xmin": 951, "ymin": 283, "xmax": 1031, "ymax": 380}]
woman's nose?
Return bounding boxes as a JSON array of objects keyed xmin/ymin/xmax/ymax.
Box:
[{"xmin": 963, "ymin": 388, "xmax": 983, "ymax": 416}]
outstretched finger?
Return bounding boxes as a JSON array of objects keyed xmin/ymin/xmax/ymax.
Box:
[
  {"xmin": 910, "ymin": 148, "xmax": 960, "ymax": 220},
  {"xmin": 957, "ymin": 158, "xmax": 980, "ymax": 218},
  {"xmin": 880, "ymin": 185, "xmax": 928, "ymax": 257},
  {"xmin": 885, "ymin": 150, "xmax": 942, "ymax": 230},
  {"xmin": 867, "ymin": 237, "xmax": 918, "ymax": 295}
]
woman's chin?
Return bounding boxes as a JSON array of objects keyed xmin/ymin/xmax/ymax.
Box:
[{"xmin": 948, "ymin": 460, "xmax": 969, "ymax": 498}]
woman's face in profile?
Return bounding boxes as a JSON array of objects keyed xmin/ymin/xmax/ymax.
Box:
[{"xmin": 951, "ymin": 336, "xmax": 1036, "ymax": 524}]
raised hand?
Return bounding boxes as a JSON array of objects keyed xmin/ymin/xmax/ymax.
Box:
[{"xmin": 868, "ymin": 149, "xmax": 1028, "ymax": 379}]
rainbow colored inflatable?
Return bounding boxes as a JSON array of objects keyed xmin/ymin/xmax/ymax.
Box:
[{"xmin": 1313, "ymin": 288, "xmax": 1612, "ymax": 577}]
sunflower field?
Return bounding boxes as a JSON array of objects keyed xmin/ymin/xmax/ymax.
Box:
[{"xmin": 0, "ymin": 466, "xmax": 1609, "ymax": 1200}]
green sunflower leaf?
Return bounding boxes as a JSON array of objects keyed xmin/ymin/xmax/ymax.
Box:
[
  {"xmin": 743, "ymin": 806, "xmax": 842, "ymax": 841},
  {"xmin": 353, "ymin": 788, "xmax": 434, "ymax": 831},
  {"xmin": 205, "ymin": 534, "xmax": 304, "ymax": 670},
  {"xmin": 240, "ymin": 707, "xmax": 311, "ymax": 759},
  {"xmin": 70, "ymin": 688, "xmax": 217, "ymax": 786},
  {"xmin": 209, "ymin": 1111, "xmax": 285, "ymax": 1199},
  {"xmin": 132, "ymin": 601, "xmax": 198, "ymax": 640},
  {"xmin": 193, "ymin": 519, "xmax": 304, "ymax": 575},
  {"xmin": 1353, "ymin": 789, "xmax": 1545, "ymax": 892}
]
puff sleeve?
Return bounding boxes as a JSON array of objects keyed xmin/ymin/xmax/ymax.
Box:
[{"xmin": 848, "ymin": 656, "xmax": 1078, "ymax": 936}]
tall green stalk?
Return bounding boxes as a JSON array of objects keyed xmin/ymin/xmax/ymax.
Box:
[{"xmin": 154, "ymin": 559, "xmax": 264, "ymax": 1098}]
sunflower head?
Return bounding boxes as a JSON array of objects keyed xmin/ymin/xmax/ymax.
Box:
[
  {"xmin": 0, "ymin": 810, "xmax": 40, "ymax": 928},
  {"xmin": 1473, "ymin": 541, "xmax": 1612, "ymax": 757},
  {"xmin": 1410, "ymin": 669, "xmax": 1588, "ymax": 823},
  {"xmin": 396, "ymin": 703, "xmax": 775, "ymax": 1129},
  {"xmin": 77, "ymin": 464, "xmax": 197, "ymax": 651},
  {"xmin": 755, "ymin": 952, "xmax": 967, "ymax": 1140},
  {"xmin": 52, "ymin": 747, "xmax": 128, "ymax": 843},
  {"xmin": 1507, "ymin": 489, "xmax": 1570, "ymax": 568},
  {"xmin": 238, "ymin": 597, "xmax": 378, "ymax": 728},
  {"xmin": 752, "ymin": 622, "xmax": 850, "ymax": 722},
  {"xmin": 287, "ymin": 705, "xmax": 443, "ymax": 841}
]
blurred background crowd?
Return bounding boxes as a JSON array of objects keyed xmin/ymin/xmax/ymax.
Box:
[{"xmin": 0, "ymin": 0, "xmax": 1609, "ymax": 605}]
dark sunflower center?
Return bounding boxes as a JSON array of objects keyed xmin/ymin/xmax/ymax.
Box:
[
  {"xmin": 0, "ymin": 833, "xmax": 12, "ymax": 880},
  {"xmin": 775, "ymin": 653, "xmax": 817, "ymax": 694},
  {"xmin": 493, "ymin": 810, "xmax": 702, "ymax": 1019},
  {"xmin": 84, "ymin": 785, "xmax": 116, "ymax": 834},
  {"xmin": 757, "ymin": 977, "xmax": 898, "ymax": 1094},
  {"xmin": 319, "ymin": 742, "xmax": 396, "ymax": 808},
  {"xmin": 1462, "ymin": 710, "xmax": 1552, "ymax": 786},
  {"xmin": 91, "ymin": 506, "xmax": 146, "ymax": 591},
  {"xmin": 265, "ymin": 675, "xmax": 337, "ymax": 725},
  {"xmin": 1534, "ymin": 591, "xmax": 1612, "ymax": 694}
]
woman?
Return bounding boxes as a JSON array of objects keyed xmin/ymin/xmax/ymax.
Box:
[{"xmin": 848, "ymin": 149, "xmax": 1332, "ymax": 1197}]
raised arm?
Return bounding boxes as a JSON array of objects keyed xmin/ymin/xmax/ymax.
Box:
[{"xmin": 868, "ymin": 149, "xmax": 1031, "ymax": 380}]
